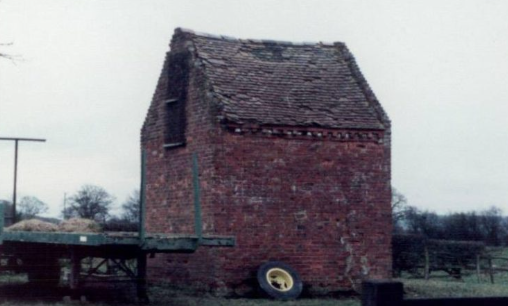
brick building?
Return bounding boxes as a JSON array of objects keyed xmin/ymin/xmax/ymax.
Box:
[{"xmin": 141, "ymin": 28, "xmax": 392, "ymax": 295}]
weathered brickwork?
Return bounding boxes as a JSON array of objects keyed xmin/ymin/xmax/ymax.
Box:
[{"xmin": 141, "ymin": 28, "xmax": 392, "ymax": 295}]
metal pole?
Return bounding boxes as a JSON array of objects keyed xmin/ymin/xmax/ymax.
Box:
[{"xmin": 12, "ymin": 140, "xmax": 18, "ymax": 223}]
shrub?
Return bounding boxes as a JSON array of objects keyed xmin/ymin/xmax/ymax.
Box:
[
  {"xmin": 427, "ymin": 239, "xmax": 485, "ymax": 270},
  {"xmin": 392, "ymin": 234, "xmax": 427, "ymax": 276}
]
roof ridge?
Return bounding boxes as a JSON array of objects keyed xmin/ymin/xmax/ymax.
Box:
[
  {"xmin": 166, "ymin": 28, "xmax": 387, "ymax": 131},
  {"xmin": 174, "ymin": 27, "xmax": 342, "ymax": 47}
]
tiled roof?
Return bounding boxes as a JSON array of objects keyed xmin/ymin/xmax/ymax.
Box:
[{"xmin": 179, "ymin": 29, "xmax": 389, "ymax": 130}]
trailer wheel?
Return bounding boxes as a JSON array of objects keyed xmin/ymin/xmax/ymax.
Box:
[
  {"xmin": 23, "ymin": 257, "xmax": 60, "ymax": 287},
  {"xmin": 257, "ymin": 261, "xmax": 302, "ymax": 300}
]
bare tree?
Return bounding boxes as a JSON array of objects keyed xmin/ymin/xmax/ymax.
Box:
[
  {"xmin": 404, "ymin": 206, "xmax": 442, "ymax": 238},
  {"xmin": 18, "ymin": 196, "xmax": 48, "ymax": 219},
  {"xmin": 479, "ymin": 206, "xmax": 507, "ymax": 246},
  {"xmin": 0, "ymin": 1, "xmax": 18, "ymax": 61},
  {"xmin": 0, "ymin": 43, "xmax": 20, "ymax": 61},
  {"xmin": 392, "ymin": 187, "xmax": 408, "ymax": 232},
  {"xmin": 442, "ymin": 211, "xmax": 482, "ymax": 242},
  {"xmin": 63, "ymin": 185, "xmax": 115, "ymax": 222},
  {"xmin": 0, "ymin": 199, "xmax": 14, "ymax": 217},
  {"xmin": 0, "ymin": 43, "xmax": 12, "ymax": 59},
  {"xmin": 121, "ymin": 190, "xmax": 140, "ymax": 223}
]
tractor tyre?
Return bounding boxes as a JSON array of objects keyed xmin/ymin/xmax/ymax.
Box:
[{"xmin": 257, "ymin": 261, "xmax": 302, "ymax": 300}]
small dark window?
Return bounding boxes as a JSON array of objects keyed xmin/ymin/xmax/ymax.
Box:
[{"xmin": 164, "ymin": 52, "xmax": 189, "ymax": 148}]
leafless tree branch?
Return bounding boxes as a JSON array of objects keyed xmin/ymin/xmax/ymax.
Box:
[{"xmin": 0, "ymin": 42, "xmax": 22, "ymax": 62}]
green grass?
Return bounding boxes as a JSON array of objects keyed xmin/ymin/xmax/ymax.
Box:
[
  {"xmin": 0, "ymin": 273, "xmax": 26, "ymax": 284},
  {"xmin": 399, "ymin": 278, "xmax": 508, "ymax": 298},
  {"xmin": 4, "ymin": 276, "xmax": 508, "ymax": 306},
  {"xmin": 8, "ymin": 246, "xmax": 508, "ymax": 306},
  {"xmin": 396, "ymin": 247, "xmax": 508, "ymax": 299},
  {"xmin": 148, "ymin": 285, "xmax": 360, "ymax": 306},
  {"xmin": 0, "ymin": 276, "xmax": 360, "ymax": 306},
  {"xmin": 396, "ymin": 246, "xmax": 508, "ymax": 298}
]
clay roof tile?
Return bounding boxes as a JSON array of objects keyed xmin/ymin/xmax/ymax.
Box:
[{"xmin": 175, "ymin": 28, "xmax": 389, "ymax": 130}]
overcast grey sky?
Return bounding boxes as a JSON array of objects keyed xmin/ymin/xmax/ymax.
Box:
[{"xmin": 1, "ymin": 0, "xmax": 508, "ymax": 217}]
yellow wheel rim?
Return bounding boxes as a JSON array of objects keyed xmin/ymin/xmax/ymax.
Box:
[{"xmin": 266, "ymin": 268, "xmax": 294, "ymax": 292}]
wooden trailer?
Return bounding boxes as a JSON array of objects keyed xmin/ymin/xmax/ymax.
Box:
[{"xmin": 0, "ymin": 153, "xmax": 235, "ymax": 302}]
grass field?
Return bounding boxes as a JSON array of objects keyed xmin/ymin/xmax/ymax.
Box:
[
  {"xmin": 397, "ymin": 246, "xmax": 508, "ymax": 299},
  {"xmin": 401, "ymin": 278, "xmax": 508, "ymax": 298},
  {"xmin": 6, "ymin": 278, "xmax": 508, "ymax": 306},
  {"xmin": 4, "ymin": 255, "xmax": 508, "ymax": 306},
  {"xmin": 0, "ymin": 275, "xmax": 361, "ymax": 306},
  {"xmin": 4, "ymin": 277, "xmax": 508, "ymax": 306},
  {"xmin": 148, "ymin": 285, "xmax": 360, "ymax": 306}
]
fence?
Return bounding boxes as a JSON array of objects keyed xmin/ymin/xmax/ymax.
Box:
[
  {"xmin": 418, "ymin": 250, "xmax": 508, "ymax": 283},
  {"xmin": 362, "ymin": 280, "xmax": 508, "ymax": 306},
  {"xmin": 415, "ymin": 251, "xmax": 508, "ymax": 283},
  {"xmin": 392, "ymin": 235, "xmax": 508, "ymax": 283}
]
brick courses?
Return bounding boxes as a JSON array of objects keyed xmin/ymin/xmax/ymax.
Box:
[{"xmin": 141, "ymin": 28, "xmax": 392, "ymax": 295}]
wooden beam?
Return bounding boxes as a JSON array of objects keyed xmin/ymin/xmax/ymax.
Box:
[
  {"xmin": 0, "ymin": 137, "xmax": 46, "ymax": 142},
  {"xmin": 192, "ymin": 153, "xmax": 203, "ymax": 244}
]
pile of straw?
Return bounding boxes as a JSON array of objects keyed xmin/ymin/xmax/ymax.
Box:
[
  {"xmin": 6, "ymin": 219, "xmax": 58, "ymax": 232},
  {"xmin": 58, "ymin": 218, "xmax": 102, "ymax": 233}
]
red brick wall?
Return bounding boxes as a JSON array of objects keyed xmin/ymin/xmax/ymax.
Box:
[
  {"xmin": 145, "ymin": 131, "xmax": 392, "ymax": 294},
  {"xmin": 211, "ymin": 131, "xmax": 392, "ymax": 294},
  {"xmin": 141, "ymin": 32, "xmax": 392, "ymax": 296},
  {"xmin": 142, "ymin": 31, "xmax": 225, "ymax": 290}
]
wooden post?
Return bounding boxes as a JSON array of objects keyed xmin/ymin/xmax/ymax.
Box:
[
  {"xmin": 488, "ymin": 257, "xmax": 494, "ymax": 284},
  {"xmin": 137, "ymin": 252, "xmax": 149, "ymax": 303},
  {"xmin": 0, "ymin": 137, "xmax": 46, "ymax": 225},
  {"xmin": 476, "ymin": 255, "xmax": 481, "ymax": 283},
  {"xmin": 12, "ymin": 140, "xmax": 18, "ymax": 223},
  {"xmin": 70, "ymin": 249, "xmax": 81, "ymax": 292},
  {"xmin": 362, "ymin": 280, "xmax": 403, "ymax": 306},
  {"xmin": 139, "ymin": 150, "xmax": 147, "ymax": 243},
  {"xmin": 138, "ymin": 152, "xmax": 149, "ymax": 303},
  {"xmin": 192, "ymin": 153, "xmax": 203, "ymax": 244},
  {"xmin": 424, "ymin": 245, "xmax": 430, "ymax": 280},
  {"xmin": 0, "ymin": 203, "xmax": 3, "ymax": 245}
]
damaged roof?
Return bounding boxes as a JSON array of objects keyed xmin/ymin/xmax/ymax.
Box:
[{"xmin": 178, "ymin": 28, "xmax": 389, "ymax": 130}]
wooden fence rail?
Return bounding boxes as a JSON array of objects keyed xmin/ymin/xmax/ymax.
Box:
[
  {"xmin": 362, "ymin": 280, "xmax": 508, "ymax": 306},
  {"xmin": 412, "ymin": 247, "xmax": 508, "ymax": 283}
]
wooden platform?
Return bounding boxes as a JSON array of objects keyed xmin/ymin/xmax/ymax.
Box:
[
  {"xmin": 0, "ymin": 152, "xmax": 235, "ymax": 302},
  {"xmin": 1, "ymin": 230, "xmax": 234, "ymax": 251}
]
